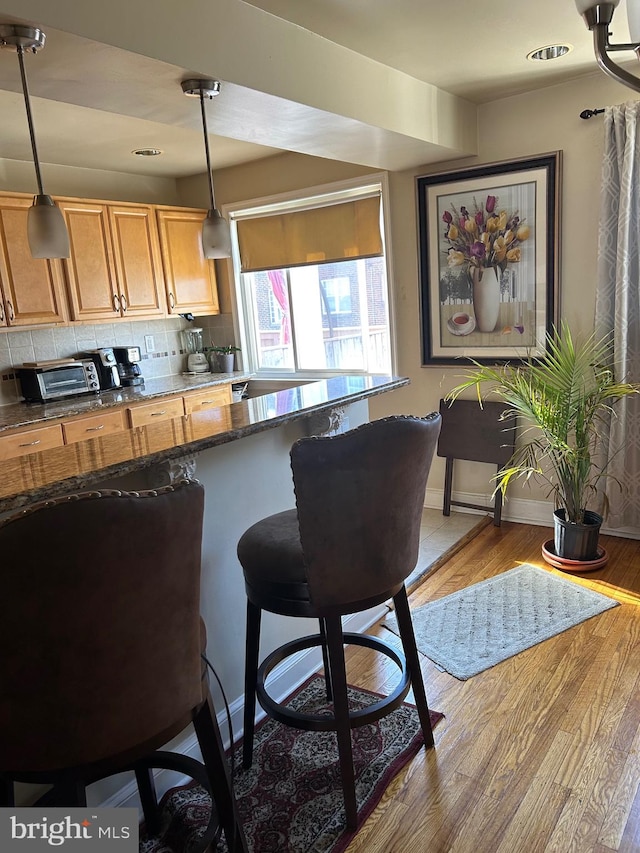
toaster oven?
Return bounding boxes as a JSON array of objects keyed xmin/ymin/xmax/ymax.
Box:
[{"xmin": 18, "ymin": 360, "xmax": 101, "ymax": 403}]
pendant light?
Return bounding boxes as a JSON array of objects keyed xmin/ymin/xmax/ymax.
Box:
[
  {"xmin": 575, "ymin": 0, "xmax": 640, "ymax": 93},
  {"xmin": 181, "ymin": 78, "xmax": 231, "ymax": 259},
  {"xmin": 0, "ymin": 25, "xmax": 70, "ymax": 258}
]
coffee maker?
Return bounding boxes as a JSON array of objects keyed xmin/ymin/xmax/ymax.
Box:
[
  {"xmin": 113, "ymin": 346, "xmax": 144, "ymax": 387},
  {"xmin": 79, "ymin": 348, "xmax": 121, "ymax": 391}
]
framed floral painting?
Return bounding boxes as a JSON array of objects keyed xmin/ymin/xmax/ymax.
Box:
[{"xmin": 417, "ymin": 152, "xmax": 561, "ymax": 364}]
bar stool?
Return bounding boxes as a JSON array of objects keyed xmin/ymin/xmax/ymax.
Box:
[
  {"xmin": 237, "ymin": 413, "xmax": 442, "ymax": 831},
  {"xmin": 0, "ymin": 480, "xmax": 247, "ymax": 853}
]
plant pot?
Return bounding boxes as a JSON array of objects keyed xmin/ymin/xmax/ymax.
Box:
[
  {"xmin": 553, "ymin": 508, "xmax": 602, "ymax": 562},
  {"xmin": 217, "ymin": 353, "xmax": 235, "ymax": 373}
]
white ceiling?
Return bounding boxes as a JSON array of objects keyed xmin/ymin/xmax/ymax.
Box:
[{"xmin": 0, "ymin": 0, "xmax": 637, "ymax": 179}]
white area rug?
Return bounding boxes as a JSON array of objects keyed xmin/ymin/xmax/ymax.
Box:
[{"xmin": 386, "ymin": 563, "xmax": 619, "ymax": 680}]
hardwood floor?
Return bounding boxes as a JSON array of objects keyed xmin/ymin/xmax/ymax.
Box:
[{"xmin": 343, "ymin": 520, "xmax": 640, "ymax": 853}]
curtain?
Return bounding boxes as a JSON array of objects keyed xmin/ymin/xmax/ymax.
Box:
[
  {"xmin": 267, "ymin": 269, "xmax": 291, "ymax": 345},
  {"xmin": 594, "ymin": 101, "xmax": 640, "ymax": 528}
]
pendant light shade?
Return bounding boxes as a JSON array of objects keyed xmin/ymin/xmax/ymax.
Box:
[
  {"xmin": 181, "ymin": 78, "xmax": 232, "ymax": 260},
  {"xmin": 202, "ymin": 208, "xmax": 232, "ymax": 258},
  {"xmin": 28, "ymin": 195, "xmax": 70, "ymax": 259},
  {"xmin": 0, "ymin": 25, "xmax": 70, "ymax": 258}
]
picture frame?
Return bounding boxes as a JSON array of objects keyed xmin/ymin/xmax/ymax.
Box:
[{"xmin": 417, "ymin": 152, "xmax": 561, "ymax": 365}]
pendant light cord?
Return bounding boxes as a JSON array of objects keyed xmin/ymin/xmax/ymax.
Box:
[
  {"xmin": 16, "ymin": 45, "xmax": 44, "ymax": 197},
  {"xmin": 199, "ymin": 89, "xmax": 217, "ymax": 211}
]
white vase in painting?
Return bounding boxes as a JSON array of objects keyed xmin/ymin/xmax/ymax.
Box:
[{"xmin": 470, "ymin": 265, "xmax": 501, "ymax": 333}]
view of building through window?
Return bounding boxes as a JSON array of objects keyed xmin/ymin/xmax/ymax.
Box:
[{"xmin": 241, "ymin": 257, "xmax": 391, "ymax": 373}]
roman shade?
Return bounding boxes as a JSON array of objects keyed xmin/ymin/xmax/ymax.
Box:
[{"xmin": 237, "ymin": 195, "xmax": 383, "ymax": 273}]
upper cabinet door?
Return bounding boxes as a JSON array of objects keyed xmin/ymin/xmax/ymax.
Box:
[
  {"xmin": 156, "ymin": 208, "xmax": 219, "ymax": 316},
  {"xmin": 58, "ymin": 201, "xmax": 120, "ymax": 321},
  {"xmin": 0, "ymin": 196, "xmax": 67, "ymax": 327},
  {"xmin": 108, "ymin": 205, "xmax": 166, "ymax": 318}
]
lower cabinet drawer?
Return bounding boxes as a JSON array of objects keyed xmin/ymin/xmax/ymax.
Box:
[
  {"xmin": 0, "ymin": 423, "xmax": 65, "ymax": 461},
  {"xmin": 62, "ymin": 410, "xmax": 127, "ymax": 444},
  {"xmin": 183, "ymin": 385, "xmax": 231, "ymax": 414},
  {"xmin": 127, "ymin": 396, "xmax": 185, "ymax": 428}
]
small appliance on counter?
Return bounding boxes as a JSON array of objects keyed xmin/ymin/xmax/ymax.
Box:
[
  {"xmin": 181, "ymin": 327, "xmax": 209, "ymax": 374},
  {"xmin": 17, "ymin": 358, "xmax": 101, "ymax": 403},
  {"xmin": 113, "ymin": 346, "xmax": 144, "ymax": 387},
  {"xmin": 78, "ymin": 348, "xmax": 121, "ymax": 391}
]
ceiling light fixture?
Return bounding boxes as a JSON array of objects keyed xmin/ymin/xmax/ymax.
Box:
[
  {"xmin": 181, "ymin": 78, "xmax": 231, "ymax": 259},
  {"xmin": 0, "ymin": 25, "xmax": 69, "ymax": 258},
  {"xmin": 527, "ymin": 44, "xmax": 572, "ymax": 62},
  {"xmin": 575, "ymin": 0, "xmax": 640, "ymax": 92}
]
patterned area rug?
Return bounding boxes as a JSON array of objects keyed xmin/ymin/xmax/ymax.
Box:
[
  {"xmin": 385, "ymin": 562, "xmax": 619, "ymax": 680},
  {"xmin": 140, "ymin": 675, "xmax": 443, "ymax": 853}
]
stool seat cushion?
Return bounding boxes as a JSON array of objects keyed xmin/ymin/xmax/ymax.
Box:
[{"xmin": 238, "ymin": 509, "xmax": 305, "ymax": 586}]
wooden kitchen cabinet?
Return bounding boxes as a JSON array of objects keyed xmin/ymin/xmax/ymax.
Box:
[
  {"xmin": 182, "ymin": 384, "xmax": 231, "ymax": 414},
  {"xmin": 59, "ymin": 199, "xmax": 166, "ymax": 321},
  {"xmin": 156, "ymin": 207, "xmax": 220, "ymax": 316},
  {"xmin": 58, "ymin": 200, "xmax": 119, "ymax": 321},
  {"xmin": 107, "ymin": 205, "xmax": 165, "ymax": 318},
  {"xmin": 0, "ymin": 195, "xmax": 67, "ymax": 327},
  {"xmin": 61, "ymin": 409, "xmax": 127, "ymax": 444},
  {"xmin": 127, "ymin": 396, "xmax": 186, "ymax": 428},
  {"xmin": 0, "ymin": 422, "xmax": 64, "ymax": 461}
]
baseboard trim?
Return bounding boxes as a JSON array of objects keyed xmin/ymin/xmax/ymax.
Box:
[
  {"xmin": 99, "ymin": 605, "xmax": 388, "ymax": 810},
  {"xmin": 424, "ymin": 487, "xmax": 640, "ymax": 539}
]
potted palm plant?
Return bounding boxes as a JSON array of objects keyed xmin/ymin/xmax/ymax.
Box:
[{"xmin": 446, "ymin": 322, "xmax": 638, "ymax": 564}]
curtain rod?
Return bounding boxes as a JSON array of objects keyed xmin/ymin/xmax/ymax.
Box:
[{"xmin": 580, "ymin": 108, "xmax": 605, "ymax": 119}]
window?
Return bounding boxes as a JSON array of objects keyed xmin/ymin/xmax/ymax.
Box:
[
  {"xmin": 322, "ymin": 277, "xmax": 352, "ymax": 315},
  {"xmin": 228, "ymin": 178, "xmax": 394, "ymax": 377}
]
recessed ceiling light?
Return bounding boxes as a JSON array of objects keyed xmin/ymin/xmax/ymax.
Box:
[
  {"xmin": 132, "ymin": 148, "xmax": 163, "ymax": 157},
  {"xmin": 527, "ymin": 44, "xmax": 573, "ymax": 62}
]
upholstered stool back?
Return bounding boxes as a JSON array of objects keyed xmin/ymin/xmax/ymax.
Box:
[
  {"xmin": 292, "ymin": 414, "xmax": 440, "ymax": 611},
  {"xmin": 0, "ymin": 481, "xmax": 204, "ymax": 773}
]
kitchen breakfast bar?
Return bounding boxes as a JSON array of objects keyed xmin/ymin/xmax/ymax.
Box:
[{"xmin": 2, "ymin": 374, "xmax": 409, "ymax": 806}]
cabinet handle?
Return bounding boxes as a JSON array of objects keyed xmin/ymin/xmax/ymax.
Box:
[
  {"xmin": 113, "ymin": 293, "xmax": 121, "ymax": 313},
  {"xmin": 0, "ymin": 301, "xmax": 4, "ymax": 323},
  {"xmin": 19, "ymin": 439, "xmax": 41, "ymax": 447},
  {"xmin": 150, "ymin": 411, "xmax": 167, "ymax": 417},
  {"xmin": 169, "ymin": 292, "xmax": 175, "ymax": 309},
  {"xmin": 7, "ymin": 300, "xmax": 14, "ymax": 322},
  {"xmin": 120, "ymin": 294, "xmax": 127, "ymax": 312},
  {"xmin": 85, "ymin": 425, "xmax": 105, "ymax": 432}
]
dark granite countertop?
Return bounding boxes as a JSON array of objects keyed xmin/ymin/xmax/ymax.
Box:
[
  {"xmin": 0, "ymin": 371, "xmax": 253, "ymax": 432},
  {"xmin": 0, "ymin": 374, "xmax": 409, "ymax": 513}
]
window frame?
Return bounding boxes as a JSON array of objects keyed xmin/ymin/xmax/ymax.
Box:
[{"xmin": 222, "ymin": 173, "xmax": 397, "ymax": 380}]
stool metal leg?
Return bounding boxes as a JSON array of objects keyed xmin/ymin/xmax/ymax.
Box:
[
  {"xmin": 393, "ymin": 587, "xmax": 434, "ymax": 748},
  {"xmin": 195, "ymin": 692, "xmax": 249, "ymax": 853},
  {"xmin": 319, "ymin": 618, "xmax": 333, "ymax": 702},
  {"xmin": 324, "ymin": 614, "xmax": 358, "ymax": 831},
  {"xmin": 243, "ymin": 600, "xmax": 262, "ymax": 768},
  {"xmin": 135, "ymin": 765, "xmax": 160, "ymax": 837},
  {"xmin": 0, "ymin": 778, "xmax": 14, "ymax": 806}
]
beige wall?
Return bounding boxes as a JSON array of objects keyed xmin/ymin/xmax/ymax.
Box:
[
  {"xmin": 206, "ymin": 68, "xmax": 632, "ymax": 513},
  {"xmin": 0, "ymin": 157, "xmax": 181, "ymax": 205}
]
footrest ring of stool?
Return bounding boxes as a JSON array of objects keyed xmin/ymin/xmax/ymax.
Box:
[{"xmin": 256, "ymin": 631, "xmax": 410, "ymax": 732}]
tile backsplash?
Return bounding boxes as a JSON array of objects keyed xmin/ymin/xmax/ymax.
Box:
[{"xmin": 0, "ymin": 313, "xmax": 238, "ymax": 406}]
